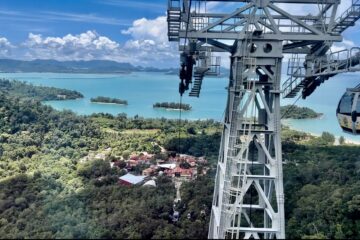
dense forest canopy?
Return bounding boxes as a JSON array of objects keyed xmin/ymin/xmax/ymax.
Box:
[
  {"xmin": 0, "ymin": 83, "xmax": 219, "ymax": 238},
  {"xmin": 0, "ymin": 80, "xmax": 359, "ymax": 239},
  {"xmin": 90, "ymin": 96, "xmax": 128, "ymax": 105}
]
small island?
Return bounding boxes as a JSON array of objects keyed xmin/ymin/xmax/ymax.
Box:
[
  {"xmin": 281, "ymin": 105, "xmax": 322, "ymax": 119},
  {"xmin": 91, "ymin": 96, "xmax": 128, "ymax": 105},
  {"xmin": 153, "ymin": 102, "xmax": 192, "ymax": 111}
]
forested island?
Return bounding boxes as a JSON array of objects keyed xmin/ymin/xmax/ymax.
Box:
[
  {"xmin": 153, "ymin": 102, "xmax": 192, "ymax": 111},
  {"xmin": 0, "ymin": 78, "xmax": 83, "ymax": 101},
  {"xmin": 90, "ymin": 96, "xmax": 128, "ymax": 105},
  {"xmin": 281, "ymin": 105, "xmax": 321, "ymax": 119},
  {"xmin": 0, "ymin": 80, "xmax": 359, "ymax": 239}
]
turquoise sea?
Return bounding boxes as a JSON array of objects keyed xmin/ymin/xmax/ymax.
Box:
[{"xmin": 0, "ymin": 72, "xmax": 359, "ymax": 142}]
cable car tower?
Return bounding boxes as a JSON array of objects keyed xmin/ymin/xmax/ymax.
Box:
[{"xmin": 167, "ymin": 0, "xmax": 360, "ymax": 238}]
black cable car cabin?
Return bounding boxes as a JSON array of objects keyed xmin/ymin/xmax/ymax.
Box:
[{"xmin": 336, "ymin": 85, "xmax": 360, "ymax": 134}]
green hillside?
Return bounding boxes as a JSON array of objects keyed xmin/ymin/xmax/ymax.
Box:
[{"xmin": 0, "ymin": 82, "xmax": 359, "ymax": 238}]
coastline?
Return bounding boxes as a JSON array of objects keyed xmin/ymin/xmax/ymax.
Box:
[
  {"xmin": 307, "ymin": 131, "xmax": 360, "ymax": 145},
  {"xmin": 282, "ymin": 121, "xmax": 360, "ymax": 145},
  {"xmin": 342, "ymin": 138, "xmax": 360, "ymax": 145}
]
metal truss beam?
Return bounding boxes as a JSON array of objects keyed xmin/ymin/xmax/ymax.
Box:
[
  {"xmin": 193, "ymin": 13, "xmax": 322, "ymax": 20},
  {"xmin": 167, "ymin": 0, "xmax": 360, "ymax": 238},
  {"xmin": 180, "ymin": 32, "xmax": 342, "ymax": 42},
  {"xmin": 208, "ymin": 43, "xmax": 285, "ymax": 238}
]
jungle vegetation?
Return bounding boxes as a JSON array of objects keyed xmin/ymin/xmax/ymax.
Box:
[
  {"xmin": 0, "ymin": 81, "xmax": 359, "ymax": 239},
  {"xmin": 0, "ymin": 87, "xmax": 219, "ymax": 238}
]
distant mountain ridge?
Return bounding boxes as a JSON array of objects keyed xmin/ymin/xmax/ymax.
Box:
[{"xmin": 0, "ymin": 59, "xmax": 177, "ymax": 74}]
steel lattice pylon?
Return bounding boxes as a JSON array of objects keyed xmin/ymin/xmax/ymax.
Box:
[
  {"xmin": 167, "ymin": 0, "xmax": 360, "ymax": 238},
  {"xmin": 208, "ymin": 40, "xmax": 285, "ymax": 239}
]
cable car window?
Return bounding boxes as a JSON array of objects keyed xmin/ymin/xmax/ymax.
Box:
[{"xmin": 339, "ymin": 93, "xmax": 354, "ymax": 114}]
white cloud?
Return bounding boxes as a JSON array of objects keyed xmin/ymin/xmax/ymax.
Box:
[
  {"xmin": 330, "ymin": 38, "xmax": 355, "ymax": 54},
  {"xmin": 0, "ymin": 37, "xmax": 14, "ymax": 57},
  {"xmin": 10, "ymin": 16, "xmax": 178, "ymax": 68},
  {"xmin": 7, "ymin": 2, "xmax": 357, "ymax": 69},
  {"xmin": 22, "ymin": 31, "xmax": 125, "ymax": 62},
  {"xmin": 13, "ymin": 15, "xmax": 179, "ymax": 67},
  {"xmin": 121, "ymin": 16, "xmax": 179, "ymax": 67},
  {"xmin": 122, "ymin": 16, "xmax": 168, "ymax": 43}
]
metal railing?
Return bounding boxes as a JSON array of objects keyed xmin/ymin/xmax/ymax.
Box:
[
  {"xmin": 311, "ymin": 48, "xmax": 360, "ymax": 76},
  {"xmin": 196, "ymin": 51, "xmax": 221, "ymax": 76},
  {"xmin": 287, "ymin": 54, "xmax": 306, "ymax": 77},
  {"xmin": 333, "ymin": 0, "xmax": 360, "ymax": 32}
]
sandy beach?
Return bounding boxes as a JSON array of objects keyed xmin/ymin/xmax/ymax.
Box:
[
  {"xmin": 343, "ymin": 138, "xmax": 360, "ymax": 145},
  {"xmin": 310, "ymin": 132, "xmax": 360, "ymax": 146}
]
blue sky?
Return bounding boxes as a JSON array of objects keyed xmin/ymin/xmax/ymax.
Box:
[
  {"xmin": 0, "ymin": 0, "xmax": 359, "ymax": 68},
  {"xmin": 0, "ymin": 0, "xmax": 166, "ymax": 43},
  {"xmin": 0, "ymin": 0, "xmax": 178, "ymax": 67}
]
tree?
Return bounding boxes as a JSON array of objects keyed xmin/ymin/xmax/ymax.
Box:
[
  {"xmin": 187, "ymin": 127, "xmax": 196, "ymax": 135},
  {"xmin": 321, "ymin": 131, "xmax": 335, "ymax": 145},
  {"xmin": 339, "ymin": 136, "xmax": 345, "ymax": 145},
  {"xmin": 122, "ymin": 150, "xmax": 131, "ymax": 160}
]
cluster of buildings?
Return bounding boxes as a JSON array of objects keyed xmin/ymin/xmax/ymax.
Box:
[
  {"xmin": 118, "ymin": 173, "xmax": 156, "ymax": 187},
  {"xmin": 82, "ymin": 148, "xmax": 209, "ymax": 187},
  {"xmin": 115, "ymin": 153, "xmax": 208, "ymax": 186},
  {"xmin": 125, "ymin": 153, "xmax": 154, "ymax": 168}
]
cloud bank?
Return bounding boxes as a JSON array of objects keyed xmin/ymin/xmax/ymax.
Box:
[
  {"xmin": 0, "ymin": 3, "xmax": 359, "ymax": 68},
  {"xmin": 22, "ymin": 31, "xmax": 122, "ymax": 61},
  {"xmin": 0, "ymin": 15, "xmax": 178, "ymax": 68},
  {"xmin": 122, "ymin": 16, "xmax": 178, "ymax": 66},
  {"xmin": 0, "ymin": 37, "xmax": 13, "ymax": 57}
]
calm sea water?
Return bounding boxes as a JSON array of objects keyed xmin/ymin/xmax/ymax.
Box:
[{"xmin": 1, "ymin": 72, "xmax": 359, "ymax": 142}]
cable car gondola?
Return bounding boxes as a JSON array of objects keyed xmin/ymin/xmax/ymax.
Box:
[{"xmin": 336, "ymin": 84, "xmax": 360, "ymax": 134}]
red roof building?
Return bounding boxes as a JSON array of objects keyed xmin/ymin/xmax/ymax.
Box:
[{"xmin": 165, "ymin": 166, "xmax": 196, "ymax": 180}]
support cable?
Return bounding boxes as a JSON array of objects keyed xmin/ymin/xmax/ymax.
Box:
[
  {"xmin": 178, "ymin": 95, "xmax": 183, "ymax": 153},
  {"xmin": 178, "ymin": 0, "xmax": 192, "ymax": 154}
]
